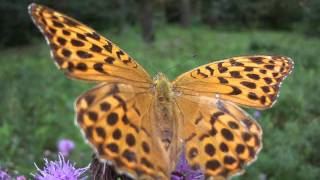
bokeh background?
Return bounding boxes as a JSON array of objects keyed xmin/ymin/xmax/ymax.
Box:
[{"xmin": 1, "ymin": 0, "xmax": 320, "ymax": 179}]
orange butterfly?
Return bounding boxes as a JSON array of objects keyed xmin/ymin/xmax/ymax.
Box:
[{"xmin": 29, "ymin": 3, "xmax": 293, "ymax": 179}]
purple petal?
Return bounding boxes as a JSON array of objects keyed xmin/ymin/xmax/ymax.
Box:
[
  {"xmin": 16, "ymin": 176, "xmax": 27, "ymax": 180},
  {"xmin": 171, "ymin": 149, "xmax": 204, "ymax": 180},
  {"xmin": 175, "ymin": 151, "xmax": 189, "ymax": 172},
  {"xmin": 0, "ymin": 170, "xmax": 10, "ymax": 180},
  {"xmin": 34, "ymin": 153, "xmax": 89, "ymax": 180},
  {"xmin": 254, "ymin": 110, "xmax": 261, "ymax": 119},
  {"xmin": 171, "ymin": 172, "xmax": 185, "ymax": 180},
  {"xmin": 57, "ymin": 139, "xmax": 75, "ymax": 156}
]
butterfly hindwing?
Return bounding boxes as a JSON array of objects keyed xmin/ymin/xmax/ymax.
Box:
[
  {"xmin": 173, "ymin": 56, "xmax": 293, "ymax": 109},
  {"xmin": 175, "ymin": 94, "xmax": 262, "ymax": 178},
  {"xmin": 29, "ymin": 3, "xmax": 151, "ymax": 87},
  {"xmin": 76, "ymin": 83, "xmax": 169, "ymax": 179}
]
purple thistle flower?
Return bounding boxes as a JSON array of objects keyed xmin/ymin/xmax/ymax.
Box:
[
  {"xmin": 57, "ymin": 139, "xmax": 75, "ymax": 157},
  {"xmin": 0, "ymin": 170, "xmax": 10, "ymax": 180},
  {"xmin": 254, "ymin": 110, "xmax": 262, "ymax": 119},
  {"xmin": 34, "ymin": 153, "xmax": 89, "ymax": 180},
  {"xmin": 16, "ymin": 176, "xmax": 27, "ymax": 180},
  {"xmin": 171, "ymin": 149, "xmax": 204, "ymax": 180}
]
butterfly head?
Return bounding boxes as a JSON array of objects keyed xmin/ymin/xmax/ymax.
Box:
[{"xmin": 153, "ymin": 72, "xmax": 172, "ymax": 102}]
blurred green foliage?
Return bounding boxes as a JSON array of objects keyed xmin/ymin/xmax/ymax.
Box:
[
  {"xmin": 302, "ymin": 0, "xmax": 320, "ymax": 36},
  {"xmin": 0, "ymin": 25, "xmax": 319, "ymax": 179},
  {"xmin": 201, "ymin": 0, "xmax": 302, "ymax": 29}
]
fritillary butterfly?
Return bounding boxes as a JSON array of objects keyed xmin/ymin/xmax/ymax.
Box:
[{"xmin": 29, "ymin": 3, "xmax": 293, "ymax": 179}]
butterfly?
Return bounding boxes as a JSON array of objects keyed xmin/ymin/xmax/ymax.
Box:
[{"xmin": 29, "ymin": 3, "xmax": 294, "ymax": 180}]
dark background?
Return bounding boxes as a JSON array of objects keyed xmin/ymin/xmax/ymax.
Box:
[
  {"xmin": 1, "ymin": 0, "xmax": 320, "ymax": 47},
  {"xmin": 0, "ymin": 0, "xmax": 320, "ymax": 179}
]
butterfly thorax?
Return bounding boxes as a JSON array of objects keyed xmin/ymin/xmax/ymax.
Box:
[
  {"xmin": 153, "ymin": 72, "xmax": 173, "ymax": 103},
  {"xmin": 153, "ymin": 73, "xmax": 178, "ymax": 155}
]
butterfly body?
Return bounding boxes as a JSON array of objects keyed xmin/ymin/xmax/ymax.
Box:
[
  {"xmin": 152, "ymin": 72, "xmax": 180, "ymax": 170},
  {"xmin": 29, "ymin": 3, "xmax": 293, "ymax": 180}
]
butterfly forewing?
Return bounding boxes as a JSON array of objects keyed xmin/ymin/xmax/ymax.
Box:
[
  {"xmin": 173, "ymin": 56, "xmax": 293, "ymax": 109},
  {"xmin": 29, "ymin": 3, "xmax": 151, "ymax": 87}
]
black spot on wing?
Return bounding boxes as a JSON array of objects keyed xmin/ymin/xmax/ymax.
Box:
[
  {"xmin": 240, "ymin": 81, "xmax": 256, "ymax": 89},
  {"xmin": 205, "ymin": 66, "xmax": 214, "ymax": 76},
  {"xmin": 71, "ymin": 39, "xmax": 84, "ymax": 47},
  {"xmin": 229, "ymin": 86, "xmax": 242, "ymax": 95},
  {"xmin": 77, "ymin": 50, "xmax": 93, "ymax": 58}
]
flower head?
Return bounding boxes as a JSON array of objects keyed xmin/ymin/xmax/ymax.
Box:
[
  {"xmin": 254, "ymin": 110, "xmax": 262, "ymax": 119},
  {"xmin": 57, "ymin": 139, "xmax": 75, "ymax": 157},
  {"xmin": 34, "ymin": 153, "xmax": 89, "ymax": 180},
  {"xmin": 0, "ymin": 170, "xmax": 10, "ymax": 180},
  {"xmin": 16, "ymin": 176, "xmax": 27, "ymax": 180},
  {"xmin": 171, "ymin": 149, "xmax": 204, "ymax": 180}
]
